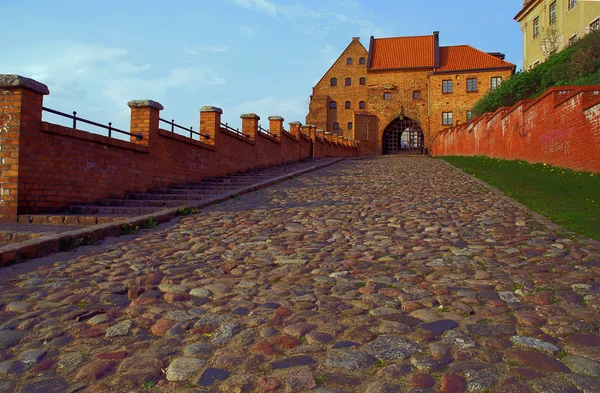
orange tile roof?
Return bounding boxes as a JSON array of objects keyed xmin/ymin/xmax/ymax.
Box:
[
  {"xmin": 437, "ymin": 45, "xmax": 515, "ymax": 72},
  {"xmin": 370, "ymin": 35, "xmax": 435, "ymax": 70}
]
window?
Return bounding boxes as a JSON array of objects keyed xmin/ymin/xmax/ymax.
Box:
[
  {"xmin": 345, "ymin": 101, "xmax": 351, "ymax": 109},
  {"xmin": 442, "ymin": 80, "xmax": 453, "ymax": 93},
  {"xmin": 568, "ymin": 0, "xmax": 577, "ymax": 11},
  {"xmin": 333, "ymin": 122, "xmax": 340, "ymax": 129},
  {"xmin": 348, "ymin": 122, "xmax": 353, "ymax": 130},
  {"xmin": 549, "ymin": 1, "xmax": 557, "ymax": 25},
  {"xmin": 359, "ymin": 77, "xmax": 366, "ymax": 85},
  {"xmin": 329, "ymin": 101, "xmax": 337, "ymax": 109},
  {"xmin": 359, "ymin": 101, "xmax": 366, "ymax": 109},
  {"xmin": 568, "ymin": 34, "xmax": 578, "ymax": 45},
  {"xmin": 330, "ymin": 78, "xmax": 337, "ymax": 87},
  {"xmin": 413, "ymin": 90, "xmax": 421, "ymax": 99},
  {"xmin": 591, "ymin": 18, "xmax": 600, "ymax": 31},
  {"xmin": 533, "ymin": 16, "xmax": 540, "ymax": 39},
  {"xmin": 347, "ymin": 58, "xmax": 353, "ymax": 65},
  {"xmin": 359, "ymin": 58, "xmax": 365, "ymax": 65},
  {"xmin": 345, "ymin": 78, "xmax": 351, "ymax": 86},
  {"xmin": 383, "ymin": 92, "xmax": 391, "ymax": 100},
  {"xmin": 467, "ymin": 110, "xmax": 474, "ymax": 121},
  {"xmin": 467, "ymin": 78, "xmax": 478, "ymax": 92},
  {"xmin": 491, "ymin": 76, "xmax": 502, "ymax": 90},
  {"xmin": 442, "ymin": 112, "xmax": 453, "ymax": 126}
]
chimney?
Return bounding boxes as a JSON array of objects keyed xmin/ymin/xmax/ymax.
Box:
[
  {"xmin": 433, "ymin": 31, "xmax": 440, "ymax": 69},
  {"xmin": 487, "ymin": 52, "xmax": 506, "ymax": 60}
]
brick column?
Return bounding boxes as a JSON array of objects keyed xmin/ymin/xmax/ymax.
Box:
[
  {"xmin": 0, "ymin": 75, "xmax": 49, "ymax": 221},
  {"xmin": 289, "ymin": 121, "xmax": 301, "ymax": 138},
  {"xmin": 128, "ymin": 100, "xmax": 163, "ymax": 146},
  {"xmin": 241, "ymin": 113, "xmax": 259, "ymax": 139},
  {"xmin": 325, "ymin": 131, "xmax": 333, "ymax": 143},
  {"xmin": 268, "ymin": 116, "xmax": 283, "ymax": 138},
  {"xmin": 200, "ymin": 106, "xmax": 222, "ymax": 146},
  {"xmin": 300, "ymin": 125, "xmax": 311, "ymax": 138},
  {"xmin": 309, "ymin": 124, "xmax": 317, "ymax": 140},
  {"xmin": 316, "ymin": 130, "xmax": 325, "ymax": 140}
]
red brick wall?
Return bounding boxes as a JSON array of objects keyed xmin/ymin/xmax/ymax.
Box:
[
  {"xmin": 0, "ymin": 82, "xmax": 355, "ymax": 219},
  {"xmin": 432, "ymin": 86, "xmax": 600, "ymax": 173}
]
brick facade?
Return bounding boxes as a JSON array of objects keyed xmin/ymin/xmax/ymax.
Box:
[
  {"xmin": 431, "ymin": 86, "xmax": 600, "ymax": 174},
  {"xmin": 0, "ymin": 75, "xmax": 357, "ymax": 221},
  {"xmin": 306, "ymin": 33, "xmax": 515, "ymax": 155}
]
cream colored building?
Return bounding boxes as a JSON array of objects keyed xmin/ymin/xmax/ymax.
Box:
[{"xmin": 515, "ymin": 0, "xmax": 600, "ymax": 70}]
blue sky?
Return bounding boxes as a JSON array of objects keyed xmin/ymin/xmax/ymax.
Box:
[{"xmin": 1, "ymin": 0, "xmax": 523, "ymax": 135}]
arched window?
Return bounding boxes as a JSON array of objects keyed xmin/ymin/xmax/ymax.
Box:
[
  {"xmin": 359, "ymin": 57, "xmax": 366, "ymax": 65},
  {"xmin": 383, "ymin": 92, "xmax": 391, "ymax": 100},
  {"xmin": 333, "ymin": 122, "xmax": 340, "ymax": 129},
  {"xmin": 359, "ymin": 101, "xmax": 366, "ymax": 109},
  {"xmin": 347, "ymin": 58, "xmax": 353, "ymax": 65},
  {"xmin": 345, "ymin": 78, "xmax": 351, "ymax": 86},
  {"xmin": 359, "ymin": 77, "xmax": 366, "ymax": 85},
  {"xmin": 329, "ymin": 101, "xmax": 337, "ymax": 109},
  {"xmin": 345, "ymin": 101, "xmax": 351, "ymax": 109},
  {"xmin": 330, "ymin": 78, "xmax": 337, "ymax": 87}
]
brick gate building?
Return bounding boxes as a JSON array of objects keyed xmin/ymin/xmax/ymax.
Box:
[{"xmin": 306, "ymin": 32, "xmax": 516, "ymax": 155}]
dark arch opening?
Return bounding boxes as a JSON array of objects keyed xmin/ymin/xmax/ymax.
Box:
[{"xmin": 382, "ymin": 116, "xmax": 424, "ymax": 155}]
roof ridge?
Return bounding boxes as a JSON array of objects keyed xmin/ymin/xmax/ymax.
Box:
[{"xmin": 374, "ymin": 34, "xmax": 434, "ymax": 40}]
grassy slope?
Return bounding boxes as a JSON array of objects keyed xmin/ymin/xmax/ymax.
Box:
[{"xmin": 441, "ymin": 156, "xmax": 600, "ymax": 240}]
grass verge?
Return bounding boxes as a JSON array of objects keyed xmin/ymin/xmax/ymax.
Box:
[{"xmin": 440, "ymin": 156, "xmax": 600, "ymax": 240}]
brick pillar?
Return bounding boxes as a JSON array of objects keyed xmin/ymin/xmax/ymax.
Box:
[
  {"xmin": 268, "ymin": 116, "xmax": 283, "ymax": 138},
  {"xmin": 289, "ymin": 121, "xmax": 301, "ymax": 138},
  {"xmin": 241, "ymin": 113, "xmax": 259, "ymax": 139},
  {"xmin": 0, "ymin": 75, "xmax": 49, "ymax": 221},
  {"xmin": 300, "ymin": 125, "xmax": 311, "ymax": 138},
  {"xmin": 200, "ymin": 106, "xmax": 222, "ymax": 146},
  {"xmin": 325, "ymin": 131, "xmax": 333, "ymax": 143},
  {"xmin": 308, "ymin": 124, "xmax": 317, "ymax": 140},
  {"xmin": 316, "ymin": 130, "xmax": 325, "ymax": 140},
  {"xmin": 127, "ymin": 100, "xmax": 163, "ymax": 146}
]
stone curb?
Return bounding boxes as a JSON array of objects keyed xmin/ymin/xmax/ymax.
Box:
[
  {"xmin": 0, "ymin": 158, "xmax": 344, "ymax": 267},
  {"xmin": 440, "ymin": 158, "xmax": 600, "ymax": 248}
]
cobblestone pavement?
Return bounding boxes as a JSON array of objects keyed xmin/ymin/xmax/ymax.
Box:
[{"xmin": 1, "ymin": 156, "xmax": 600, "ymax": 393}]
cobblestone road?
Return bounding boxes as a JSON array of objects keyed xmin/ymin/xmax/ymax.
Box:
[{"xmin": 1, "ymin": 156, "xmax": 600, "ymax": 393}]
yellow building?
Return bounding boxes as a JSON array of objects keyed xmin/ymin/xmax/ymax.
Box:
[{"xmin": 515, "ymin": 0, "xmax": 600, "ymax": 70}]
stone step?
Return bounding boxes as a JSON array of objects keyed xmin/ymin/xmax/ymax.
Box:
[
  {"xmin": 125, "ymin": 193, "xmax": 212, "ymax": 201},
  {"xmin": 95, "ymin": 199, "xmax": 189, "ymax": 208},
  {"xmin": 69, "ymin": 206, "xmax": 166, "ymax": 215}
]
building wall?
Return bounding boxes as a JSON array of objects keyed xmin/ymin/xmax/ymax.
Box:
[
  {"xmin": 429, "ymin": 69, "xmax": 514, "ymax": 142},
  {"xmin": 518, "ymin": 0, "xmax": 600, "ymax": 70},
  {"xmin": 306, "ymin": 37, "xmax": 368, "ymax": 139}
]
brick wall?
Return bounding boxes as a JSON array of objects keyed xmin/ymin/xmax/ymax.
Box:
[
  {"xmin": 431, "ymin": 86, "xmax": 600, "ymax": 174},
  {"xmin": 0, "ymin": 75, "xmax": 357, "ymax": 220},
  {"xmin": 306, "ymin": 37, "xmax": 369, "ymax": 139}
]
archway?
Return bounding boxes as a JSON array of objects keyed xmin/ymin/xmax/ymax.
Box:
[{"xmin": 382, "ymin": 117, "xmax": 424, "ymax": 155}]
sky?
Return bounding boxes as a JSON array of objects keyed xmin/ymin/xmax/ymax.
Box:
[{"xmin": 1, "ymin": 0, "xmax": 524, "ymax": 136}]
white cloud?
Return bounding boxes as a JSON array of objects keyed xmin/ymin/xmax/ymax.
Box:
[
  {"xmin": 103, "ymin": 66, "xmax": 226, "ymax": 106},
  {"xmin": 240, "ymin": 26, "xmax": 258, "ymax": 37},
  {"xmin": 232, "ymin": 0, "xmax": 278, "ymax": 17},
  {"xmin": 234, "ymin": 96, "xmax": 307, "ymax": 123},
  {"xmin": 184, "ymin": 45, "xmax": 230, "ymax": 55},
  {"xmin": 230, "ymin": 0, "xmax": 325, "ymax": 19}
]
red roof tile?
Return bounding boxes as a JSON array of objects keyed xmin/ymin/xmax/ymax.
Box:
[
  {"xmin": 370, "ymin": 35, "xmax": 435, "ymax": 70},
  {"xmin": 437, "ymin": 45, "xmax": 514, "ymax": 72}
]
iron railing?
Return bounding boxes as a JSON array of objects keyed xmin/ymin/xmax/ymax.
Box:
[
  {"xmin": 258, "ymin": 125, "xmax": 278, "ymax": 138},
  {"xmin": 42, "ymin": 107, "xmax": 143, "ymax": 140},
  {"xmin": 159, "ymin": 118, "xmax": 210, "ymax": 140},
  {"xmin": 221, "ymin": 122, "xmax": 250, "ymax": 138}
]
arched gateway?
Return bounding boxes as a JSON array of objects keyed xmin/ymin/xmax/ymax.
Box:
[{"xmin": 382, "ymin": 117, "xmax": 425, "ymax": 155}]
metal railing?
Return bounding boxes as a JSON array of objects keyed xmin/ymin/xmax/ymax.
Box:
[
  {"xmin": 221, "ymin": 122, "xmax": 250, "ymax": 138},
  {"xmin": 159, "ymin": 118, "xmax": 210, "ymax": 140},
  {"xmin": 258, "ymin": 125, "xmax": 278, "ymax": 138},
  {"xmin": 42, "ymin": 107, "xmax": 143, "ymax": 140}
]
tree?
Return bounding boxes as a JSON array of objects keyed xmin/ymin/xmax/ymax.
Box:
[{"xmin": 539, "ymin": 26, "xmax": 563, "ymax": 59}]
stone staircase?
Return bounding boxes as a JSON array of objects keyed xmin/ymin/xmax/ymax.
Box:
[{"xmin": 15, "ymin": 158, "xmax": 340, "ymax": 227}]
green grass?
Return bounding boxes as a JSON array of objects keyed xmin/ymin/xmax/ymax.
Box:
[{"xmin": 441, "ymin": 156, "xmax": 600, "ymax": 240}]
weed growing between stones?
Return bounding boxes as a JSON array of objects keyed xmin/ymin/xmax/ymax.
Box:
[
  {"xmin": 140, "ymin": 217, "xmax": 158, "ymax": 229},
  {"xmin": 121, "ymin": 224, "xmax": 139, "ymax": 235},
  {"xmin": 175, "ymin": 206, "xmax": 199, "ymax": 216}
]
